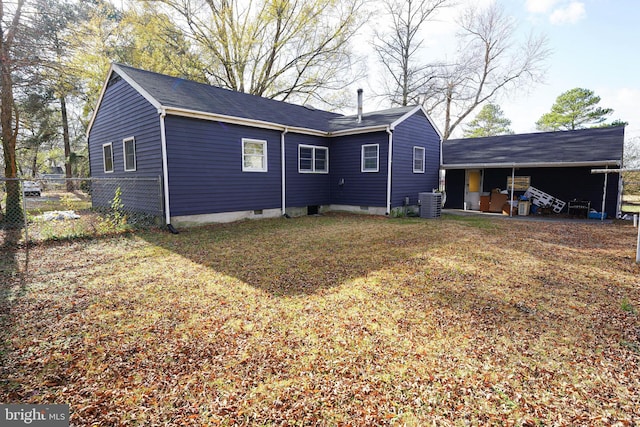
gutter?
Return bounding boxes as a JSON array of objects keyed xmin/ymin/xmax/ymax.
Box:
[
  {"xmin": 164, "ymin": 105, "xmax": 393, "ymax": 138},
  {"xmin": 441, "ymin": 160, "xmax": 622, "ymax": 170}
]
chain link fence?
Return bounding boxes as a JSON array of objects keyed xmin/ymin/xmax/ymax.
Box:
[{"xmin": 1, "ymin": 177, "xmax": 164, "ymax": 247}]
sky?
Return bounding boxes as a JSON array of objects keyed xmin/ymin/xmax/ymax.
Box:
[{"xmin": 357, "ymin": 0, "xmax": 640, "ymax": 145}]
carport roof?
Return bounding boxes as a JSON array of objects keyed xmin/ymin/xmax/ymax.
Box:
[{"xmin": 442, "ymin": 126, "xmax": 625, "ymax": 169}]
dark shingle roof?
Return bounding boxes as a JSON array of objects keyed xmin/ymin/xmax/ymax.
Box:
[
  {"xmin": 442, "ymin": 126, "xmax": 625, "ymax": 168},
  {"xmin": 328, "ymin": 106, "xmax": 417, "ymax": 131},
  {"xmin": 113, "ymin": 64, "xmax": 416, "ymax": 133}
]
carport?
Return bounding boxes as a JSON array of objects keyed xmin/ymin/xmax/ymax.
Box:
[{"xmin": 441, "ymin": 126, "xmax": 625, "ymax": 219}]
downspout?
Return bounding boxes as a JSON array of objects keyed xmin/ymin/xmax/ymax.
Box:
[
  {"xmin": 386, "ymin": 127, "xmax": 393, "ymax": 215},
  {"xmin": 439, "ymin": 135, "xmax": 445, "ymax": 193},
  {"xmin": 159, "ymin": 110, "xmax": 175, "ymax": 232},
  {"xmin": 281, "ymin": 127, "xmax": 289, "ymax": 217}
]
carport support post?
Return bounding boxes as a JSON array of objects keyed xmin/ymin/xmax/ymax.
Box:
[
  {"xmin": 510, "ymin": 167, "xmax": 515, "ymax": 217},
  {"xmin": 636, "ymin": 225, "xmax": 640, "ymax": 263},
  {"xmin": 600, "ymin": 166, "xmax": 608, "ymax": 221}
]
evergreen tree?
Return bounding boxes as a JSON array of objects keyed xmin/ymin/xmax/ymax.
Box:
[
  {"xmin": 536, "ymin": 88, "xmax": 613, "ymax": 131},
  {"xmin": 463, "ymin": 103, "xmax": 514, "ymax": 138}
]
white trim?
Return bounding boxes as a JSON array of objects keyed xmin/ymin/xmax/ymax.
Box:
[
  {"xmin": 442, "ymin": 160, "xmax": 622, "ymax": 170},
  {"xmin": 329, "ymin": 125, "xmax": 390, "ymax": 137},
  {"xmin": 87, "ymin": 64, "xmax": 163, "ymax": 136},
  {"xmin": 112, "ymin": 64, "xmax": 162, "ymax": 109},
  {"xmin": 413, "ymin": 146, "xmax": 425, "ymax": 173},
  {"xmin": 281, "ymin": 128, "xmax": 288, "ymax": 216},
  {"xmin": 298, "ymin": 144, "xmax": 329, "ymax": 174},
  {"xmin": 122, "ymin": 136, "xmax": 137, "ymax": 172},
  {"xmin": 361, "ymin": 144, "xmax": 379, "ymax": 173},
  {"xmin": 102, "ymin": 142, "xmax": 114, "ymax": 173},
  {"xmin": 164, "ymin": 106, "xmax": 327, "ymax": 136},
  {"xmin": 159, "ymin": 112, "xmax": 171, "ymax": 225},
  {"xmin": 242, "ymin": 138, "xmax": 268, "ymax": 172},
  {"xmin": 389, "ymin": 105, "xmax": 443, "ymax": 139},
  {"xmin": 386, "ymin": 129, "xmax": 393, "ymax": 215}
]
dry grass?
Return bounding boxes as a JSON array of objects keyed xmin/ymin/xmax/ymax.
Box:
[{"xmin": 1, "ymin": 213, "xmax": 639, "ymax": 426}]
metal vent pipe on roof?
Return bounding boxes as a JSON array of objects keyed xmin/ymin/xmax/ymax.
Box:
[{"xmin": 357, "ymin": 88, "xmax": 363, "ymax": 123}]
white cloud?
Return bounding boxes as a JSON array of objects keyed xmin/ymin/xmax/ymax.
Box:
[
  {"xmin": 599, "ymin": 87, "xmax": 640, "ymax": 141},
  {"xmin": 526, "ymin": 0, "xmax": 560, "ymax": 14},
  {"xmin": 549, "ymin": 1, "xmax": 586, "ymax": 25}
]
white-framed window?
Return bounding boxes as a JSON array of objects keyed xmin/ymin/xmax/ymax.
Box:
[
  {"xmin": 361, "ymin": 144, "xmax": 379, "ymax": 172},
  {"xmin": 102, "ymin": 143, "xmax": 114, "ymax": 173},
  {"xmin": 413, "ymin": 146, "xmax": 425, "ymax": 173},
  {"xmin": 123, "ymin": 137, "xmax": 136, "ymax": 172},
  {"xmin": 242, "ymin": 139, "xmax": 268, "ymax": 172},
  {"xmin": 299, "ymin": 145, "xmax": 328, "ymax": 173}
]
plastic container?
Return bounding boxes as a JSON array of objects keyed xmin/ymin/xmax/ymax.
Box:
[{"xmin": 588, "ymin": 211, "xmax": 607, "ymax": 219}]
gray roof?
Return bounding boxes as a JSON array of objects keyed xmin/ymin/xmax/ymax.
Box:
[
  {"xmin": 442, "ymin": 126, "xmax": 625, "ymax": 168},
  {"xmin": 112, "ymin": 64, "xmax": 418, "ymax": 133}
]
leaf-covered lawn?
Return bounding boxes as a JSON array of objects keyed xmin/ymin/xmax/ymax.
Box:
[{"xmin": 1, "ymin": 213, "xmax": 639, "ymax": 426}]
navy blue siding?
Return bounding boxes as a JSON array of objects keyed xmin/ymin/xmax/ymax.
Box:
[
  {"xmin": 88, "ymin": 76, "xmax": 162, "ymax": 178},
  {"xmin": 391, "ymin": 112, "xmax": 440, "ymax": 207},
  {"xmin": 88, "ymin": 75, "xmax": 163, "ymax": 216},
  {"xmin": 285, "ymin": 133, "xmax": 331, "ymax": 207},
  {"xmin": 445, "ymin": 167, "xmax": 620, "ymax": 217},
  {"xmin": 165, "ymin": 116, "xmax": 282, "ymax": 216},
  {"xmin": 330, "ymin": 132, "xmax": 389, "ymax": 207}
]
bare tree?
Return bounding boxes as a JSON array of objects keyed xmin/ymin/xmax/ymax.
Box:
[
  {"xmin": 372, "ymin": 0, "xmax": 450, "ymax": 106},
  {"xmin": 425, "ymin": 2, "xmax": 550, "ymax": 140},
  {"xmin": 149, "ymin": 0, "xmax": 368, "ymax": 106}
]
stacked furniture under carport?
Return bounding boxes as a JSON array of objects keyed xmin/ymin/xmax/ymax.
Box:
[{"xmin": 441, "ymin": 126, "xmax": 625, "ymax": 219}]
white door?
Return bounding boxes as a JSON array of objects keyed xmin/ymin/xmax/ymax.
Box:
[{"xmin": 464, "ymin": 169, "xmax": 482, "ymax": 210}]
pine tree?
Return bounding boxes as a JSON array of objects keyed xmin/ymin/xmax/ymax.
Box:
[{"xmin": 463, "ymin": 103, "xmax": 514, "ymax": 138}]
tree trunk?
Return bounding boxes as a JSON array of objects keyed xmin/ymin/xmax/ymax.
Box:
[
  {"xmin": 1, "ymin": 58, "xmax": 23, "ymax": 225},
  {"xmin": 61, "ymin": 95, "xmax": 73, "ymax": 191},
  {"xmin": 31, "ymin": 144, "xmax": 39, "ymax": 178}
]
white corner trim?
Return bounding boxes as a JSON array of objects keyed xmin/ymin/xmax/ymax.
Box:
[{"xmin": 159, "ymin": 111, "xmax": 171, "ymax": 225}]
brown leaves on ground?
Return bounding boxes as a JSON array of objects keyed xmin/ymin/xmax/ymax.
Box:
[{"xmin": 1, "ymin": 213, "xmax": 639, "ymax": 426}]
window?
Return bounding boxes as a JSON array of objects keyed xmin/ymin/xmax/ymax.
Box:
[
  {"xmin": 413, "ymin": 146, "xmax": 425, "ymax": 173},
  {"xmin": 123, "ymin": 137, "xmax": 136, "ymax": 171},
  {"xmin": 299, "ymin": 145, "xmax": 328, "ymax": 173},
  {"xmin": 242, "ymin": 139, "xmax": 267, "ymax": 172},
  {"xmin": 361, "ymin": 144, "xmax": 379, "ymax": 172},
  {"xmin": 103, "ymin": 143, "xmax": 113, "ymax": 173}
]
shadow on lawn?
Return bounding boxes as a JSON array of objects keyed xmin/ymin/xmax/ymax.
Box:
[
  {"xmin": 141, "ymin": 215, "xmax": 451, "ymax": 297},
  {"xmin": 0, "ymin": 227, "xmax": 29, "ymax": 393}
]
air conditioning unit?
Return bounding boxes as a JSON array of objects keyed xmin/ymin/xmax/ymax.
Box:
[{"xmin": 418, "ymin": 192, "xmax": 442, "ymax": 219}]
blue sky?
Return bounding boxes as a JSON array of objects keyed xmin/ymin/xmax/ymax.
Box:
[
  {"xmin": 505, "ymin": 0, "xmax": 639, "ymax": 140},
  {"xmin": 360, "ymin": 0, "xmax": 639, "ymax": 144}
]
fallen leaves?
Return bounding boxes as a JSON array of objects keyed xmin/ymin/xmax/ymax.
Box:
[{"xmin": 1, "ymin": 214, "xmax": 639, "ymax": 425}]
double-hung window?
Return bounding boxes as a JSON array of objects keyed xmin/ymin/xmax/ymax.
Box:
[
  {"xmin": 242, "ymin": 139, "xmax": 268, "ymax": 172},
  {"xmin": 361, "ymin": 144, "xmax": 379, "ymax": 172},
  {"xmin": 413, "ymin": 146, "xmax": 425, "ymax": 173},
  {"xmin": 103, "ymin": 143, "xmax": 114, "ymax": 173},
  {"xmin": 299, "ymin": 145, "xmax": 328, "ymax": 173},
  {"xmin": 123, "ymin": 137, "xmax": 136, "ymax": 171}
]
